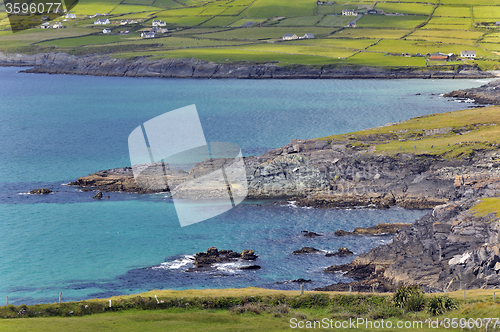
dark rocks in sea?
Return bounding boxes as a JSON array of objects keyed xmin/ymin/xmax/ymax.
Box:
[
  {"xmin": 334, "ymin": 223, "xmax": 411, "ymax": 236},
  {"xmin": 192, "ymin": 247, "xmax": 258, "ymax": 269},
  {"xmin": 325, "ymin": 247, "xmax": 354, "ymax": 257},
  {"xmin": 291, "ymin": 278, "xmax": 312, "ymax": 283},
  {"xmin": 93, "ymin": 191, "xmax": 103, "ymax": 199},
  {"xmin": 292, "ymin": 247, "xmax": 322, "ymax": 254},
  {"xmin": 29, "ymin": 188, "xmax": 52, "ymax": 195},
  {"xmin": 239, "ymin": 265, "xmax": 261, "ymax": 270},
  {"xmin": 301, "ymin": 230, "xmax": 323, "ymax": 237},
  {"xmin": 241, "ymin": 249, "xmax": 258, "ymax": 260}
]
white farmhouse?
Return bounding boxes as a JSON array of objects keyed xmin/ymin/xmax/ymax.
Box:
[
  {"xmin": 94, "ymin": 18, "xmax": 110, "ymax": 25},
  {"xmin": 460, "ymin": 50, "xmax": 476, "ymax": 58}
]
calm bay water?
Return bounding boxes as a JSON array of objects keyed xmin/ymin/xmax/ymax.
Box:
[{"xmin": 0, "ymin": 67, "xmax": 491, "ymax": 304}]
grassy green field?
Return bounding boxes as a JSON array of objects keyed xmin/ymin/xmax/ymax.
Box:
[
  {"xmin": 1, "ymin": 287, "xmax": 500, "ymax": 332},
  {"xmin": 320, "ymin": 105, "xmax": 500, "ymax": 158},
  {"xmin": 1, "ymin": 0, "xmax": 500, "ymax": 69}
]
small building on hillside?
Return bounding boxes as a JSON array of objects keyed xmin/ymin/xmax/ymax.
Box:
[
  {"xmin": 65, "ymin": 13, "xmax": 76, "ymax": 19},
  {"xmin": 429, "ymin": 52, "xmax": 449, "ymax": 61},
  {"xmin": 40, "ymin": 22, "xmax": 51, "ymax": 29},
  {"xmin": 461, "ymin": 50, "xmax": 476, "ymax": 58},
  {"xmin": 282, "ymin": 33, "xmax": 298, "ymax": 40},
  {"xmin": 302, "ymin": 33, "xmax": 314, "ymax": 39},
  {"xmin": 103, "ymin": 28, "xmax": 112, "ymax": 34},
  {"xmin": 141, "ymin": 31, "xmax": 158, "ymax": 38},
  {"xmin": 94, "ymin": 18, "xmax": 110, "ymax": 25},
  {"xmin": 367, "ymin": 9, "xmax": 383, "ymax": 14},
  {"xmin": 52, "ymin": 22, "xmax": 64, "ymax": 29},
  {"xmin": 342, "ymin": 9, "xmax": 358, "ymax": 16},
  {"xmin": 447, "ymin": 53, "xmax": 457, "ymax": 61},
  {"xmin": 346, "ymin": 22, "xmax": 357, "ymax": 28},
  {"xmin": 152, "ymin": 20, "xmax": 166, "ymax": 27}
]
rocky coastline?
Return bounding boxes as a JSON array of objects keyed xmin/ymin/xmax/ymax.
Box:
[
  {"xmin": 25, "ymin": 61, "xmax": 500, "ymax": 292},
  {"xmin": 0, "ymin": 51, "xmax": 497, "ymax": 79},
  {"xmin": 317, "ymin": 199, "xmax": 500, "ymax": 292},
  {"xmin": 445, "ymin": 79, "xmax": 500, "ymax": 105}
]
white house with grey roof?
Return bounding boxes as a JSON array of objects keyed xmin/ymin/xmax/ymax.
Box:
[
  {"xmin": 94, "ymin": 18, "xmax": 110, "ymax": 25},
  {"xmin": 460, "ymin": 50, "xmax": 476, "ymax": 58},
  {"xmin": 282, "ymin": 33, "xmax": 298, "ymax": 40},
  {"xmin": 152, "ymin": 20, "xmax": 166, "ymax": 27}
]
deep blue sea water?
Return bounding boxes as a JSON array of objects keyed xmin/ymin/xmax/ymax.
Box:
[{"xmin": 0, "ymin": 67, "xmax": 491, "ymax": 304}]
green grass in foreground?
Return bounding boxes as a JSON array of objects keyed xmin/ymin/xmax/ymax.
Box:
[
  {"xmin": 1, "ymin": 288, "xmax": 500, "ymax": 332},
  {"xmin": 320, "ymin": 105, "xmax": 500, "ymax": 159}
]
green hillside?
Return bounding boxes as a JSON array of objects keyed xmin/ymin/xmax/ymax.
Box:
[{"xmin": 2, "ymin": 0, "xmax": 500, "ymax": 69}]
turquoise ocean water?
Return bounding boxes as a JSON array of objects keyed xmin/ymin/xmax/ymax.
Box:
[{"xmin": 0, "ymin": 67, "xmax": 491, "ymax": 304}]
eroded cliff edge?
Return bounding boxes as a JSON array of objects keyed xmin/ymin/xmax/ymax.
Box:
[{"xmin": 0, "ymin": 52, "xmax": 495, "ymax": 79}]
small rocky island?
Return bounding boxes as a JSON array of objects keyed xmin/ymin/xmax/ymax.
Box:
[{"xmin": 187, "ymin": 247, "xmax": 259, "ymax": 272}]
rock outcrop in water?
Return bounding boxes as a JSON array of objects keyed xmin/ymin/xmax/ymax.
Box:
[
  {"xmin": 334, "ymin": 223, "xmax": 412, "ymax": 236},
  {"xmin": 189, "ymin": 247, "xmax": 258, "ymax": 271},
  {"xmin": 29, "ymin": 188, "xmax": 52, "ymax": 194},
  {"xmin": 0, "ymin": 52, "xmax": 495, "ymax": 79}
]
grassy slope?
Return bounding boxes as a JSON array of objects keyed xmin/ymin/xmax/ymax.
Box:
[
  {"xmin": 1, "ymin": 288, "xmax": 500, "ymax": 332},
  {"xmin": 1, "ymin": 0, "xmax": 500, "ymax": 69},
  {"xmin": 472, "ymin": 197, "xmax": 500, "ymax": 219},
  {"xmin": 320, "ymin": 105, "xmax": 500, "ymax": 158}
]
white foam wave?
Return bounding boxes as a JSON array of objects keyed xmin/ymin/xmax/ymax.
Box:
[
  {"xmin": 213, "ymin": 261, "xmax": 247, "ymax": 273},
  {"xmin": 153, "ymin": 255, "xmax": 194, "ymax": 270}
]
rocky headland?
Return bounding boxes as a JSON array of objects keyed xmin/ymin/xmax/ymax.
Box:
[
  {"xmin": 445, "ymin": 79, "xmax": 500, "ymax": 105},
  {"xmin": 68, "ymin": 95, "xmax": 500, "ymax": 291},
  {"xmin": 0, "ymin": 52, "xmax": 496, "ymax": 79}
]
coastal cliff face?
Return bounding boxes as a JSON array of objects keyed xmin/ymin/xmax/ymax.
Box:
[
  {"xmin": 0, "ymin": 52, "xmax": 495, "ymax": 79},
  {"xmin": 331, "ymin": 200, "xmax": 500, "ymax": 291}
]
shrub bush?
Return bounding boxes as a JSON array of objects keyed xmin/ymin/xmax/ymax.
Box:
[{"xmin": 393, "ymin": 285, "xmax": 426, "ymax": 312}]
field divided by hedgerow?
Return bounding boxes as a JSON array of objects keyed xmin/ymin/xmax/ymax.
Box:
[{"xmin": 1, "ymin": 0, "xmax": 500, "ymax": 69}]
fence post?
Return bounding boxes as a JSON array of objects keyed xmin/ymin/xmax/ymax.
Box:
[
  {"xmin": 349, "ymin": 285, "xmax": 352, "ymax": 295},
  {"xmin": 494, "ymin": 292, "xmax": 496, "ymax": 301},
  {"xmin": 300, "ymin": 283, "xmax": 304, "ymax": 296},
  {"xmin": 59, "ymin": 292, "xmax": 62, "ymax": 304},
  {"xmin": 444, "ymin": 289, "xmax": 446, "ymax": 297},
  {"xmin": 6, "ymin": 296, "xmax": 8, "ymax": 306},
  {"xmin": 109, "ymin": 300, "xmax": 112, "ymax": 308},
  {"xmin": 463, "ymin": 290, "xmax": 465, "ymax": 301}
]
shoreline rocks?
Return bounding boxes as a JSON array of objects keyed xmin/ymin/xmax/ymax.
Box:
[
  {"xmin": 325, "ymin": 247, "xmax": 354, "ymax": 257},
  {"xmin": 318, "ymin": 199, "xmax": 500, "ymax": 292},
  {"xmin": 0, "ymin": 52, "xmax": 495, "ymax": 80},
  {"xmin": 444, "ymin": 79, "xmax": 500, "ymax": 105},
  {"xmin": 334, "ymin": 223, "xmax": 412, "ymax": 236}
]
